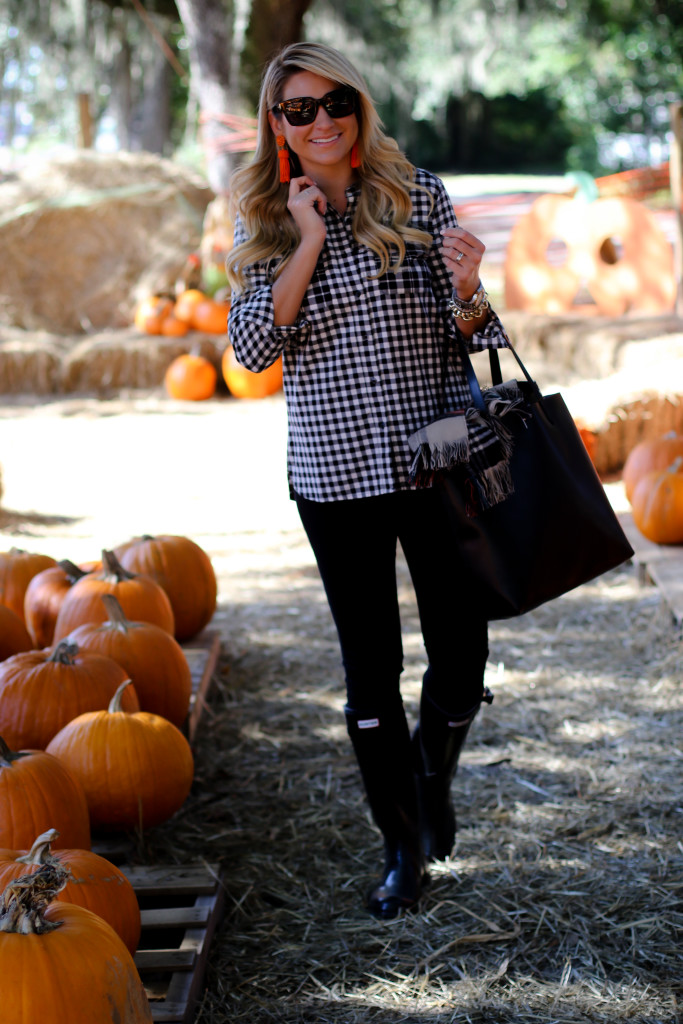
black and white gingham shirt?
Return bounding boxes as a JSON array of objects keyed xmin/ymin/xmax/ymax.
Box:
[{"xmin": 229, "ymin": 167, "xmax": 509, "ymax": 502}]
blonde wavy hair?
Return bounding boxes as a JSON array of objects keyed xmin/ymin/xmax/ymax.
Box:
[{"xmin": 226, "ymin": 42, "xmax": 433, "ymax": 292}]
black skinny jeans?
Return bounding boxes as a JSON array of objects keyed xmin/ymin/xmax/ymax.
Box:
[{"xmin": 296, "ymin": 487, "xmax": 489, "ymax": 717}]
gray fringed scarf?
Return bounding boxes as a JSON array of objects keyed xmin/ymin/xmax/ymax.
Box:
[{"xmin": 408, "ymin": 381, "xmax": 528, "ymax": 509}]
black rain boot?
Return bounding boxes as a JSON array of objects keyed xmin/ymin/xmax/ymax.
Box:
[
  {"xmin": 412, "ymin": 686, "xmax": 493, "ymax": 862},
  {"xmin": 345, "ymin": 703, "xmax": 426, "ymax": 920}
]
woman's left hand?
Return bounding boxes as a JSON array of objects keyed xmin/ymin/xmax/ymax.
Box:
[{"xmin": 441, "ymin": 226, "xmax": 485, "ymax": 300}]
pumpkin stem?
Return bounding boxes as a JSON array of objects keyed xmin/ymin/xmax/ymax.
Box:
[
  {"xmin": 667, "ymin": 456, "xmax": 683, "ymax": 473},
  {"xmin": 101, "ymin": 593, "xmax": 132, "ymax": 632},
  {"xmin": 101, "ymin": 549, "xmax": 137, "ymax": 582},
  {"xmin": 0, "ymin": 861, "xmax": 69, "ymax": 934},
  {"xmin": 15, "ymin": 829, "xmax": 60, "ymax": 866},
  {"xmin": 57, "ymin": 560, "xmax": 89, "ymax": 585},
  {"xmin": 109, "ymin": 679, "xmax": 134, "ymax": 713},
  {"xmin": 48, "ymin": 640, "xmax": 79, "ymax": 665},
  {"xmin": 0, "ymin": 735, "xmax": 30, "ymax": 767}
]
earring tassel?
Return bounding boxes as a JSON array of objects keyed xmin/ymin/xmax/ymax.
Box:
[
  {"xmin": 350, "ymin": 141, "xmax": 360, "ymax": 169},
  {"xmin": 276, "ymin": 135, "xmax": 291, "ymax": 183}
]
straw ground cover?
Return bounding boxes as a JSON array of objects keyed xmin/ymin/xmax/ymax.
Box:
[{"xmin": 133, "ymin": 527, "xmax": 682, "ymax": 1024}]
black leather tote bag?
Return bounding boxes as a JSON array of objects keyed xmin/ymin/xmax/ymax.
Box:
[{"xmin": 437, "ymin": 338, "xmax": 634, "ymax": 620}]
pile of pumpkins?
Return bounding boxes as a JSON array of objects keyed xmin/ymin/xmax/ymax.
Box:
[
  {"xmin": 135, "ymin": 287, "xmax": 283, "ymax": 403},
  {"xmin": 0, "ymin": 535, "xmax": 217, "ymax": 1022},
  {"xmin": 622, "ymin": 432, "xmax": 683, "ymax": 544}
]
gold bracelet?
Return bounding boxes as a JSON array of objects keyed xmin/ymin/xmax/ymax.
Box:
[{"xmin": 448, "ymin": 292, "xmax": 490, "ymax": 321}]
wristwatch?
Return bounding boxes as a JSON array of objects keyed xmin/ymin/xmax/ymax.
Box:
[{"xmin": 448, "ymin": 282, "xmax": 490, "ymax": 321}]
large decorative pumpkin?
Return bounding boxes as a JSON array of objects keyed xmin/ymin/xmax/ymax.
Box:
[
  {"xmin": 222, "ymin": 344, "xmax": 283, "ymax": 399},
  {"xmin": 115, "ymin": 533, "xmax": 217, "ymax": 642},
  {"xmin": 0, "ymin": 737, "xmax": 90, "ymax": 850},
  {"xmin": 0, "ymin": 828, "xmax": 141, "ymax": 955},
  {"xmin": 0, "ymin": 549, "xmax": 57, "ymax": 625},
  {"xmin": 23, "ymin": 560, "xmax": 90, "ymax": 649},
  {"xmin": 0, "ymin": 605, "xmax": 33, "ymax": 662},
  {"xmin": 0, "ymin": 861, "xmax": 152, "ymax": 1024},
  {"xmin": 53, "ymin": 549, "xmax": 174, "ymax": 642},
  {"xmin": 622, "ymin": 432, "xmax": 683, "ymax": 505},
  {"xmin": 64, "ymin": 595, "xmax": 192, "ymax": 727},
  {"xmin": 0, "ymin": 639, "xmax": 139, "ymax": 750},
  {"xmin": 46, "ymin": 681, "xmax": 194, "ymax": 832},
  {"xmin": 164, "ymin": 351, "xmax": 217, "ymax": 401},
  {"xmin": 631, "ymin": 457, "xmax": 683, "ymax": 545}
]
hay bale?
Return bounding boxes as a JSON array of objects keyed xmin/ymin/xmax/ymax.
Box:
[
  {"xmin": 0, "ymin": 151, "xmax": 213, "ymax": 336},
  {"xmin": 0, "ymin": 329, "xmax": 68, "ymax": 393}
]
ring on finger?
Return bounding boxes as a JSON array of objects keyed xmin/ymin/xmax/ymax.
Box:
[{"xmin": 455, "ymin": 250, "xmax": 465, "ymax": 263}]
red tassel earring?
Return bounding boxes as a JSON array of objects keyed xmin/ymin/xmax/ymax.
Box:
[
  {"xmin": 276, "ymin": 135, "xmax": 290, "ymax": 183},
  {"xmin": 350, "ymin": 141, "xmax": 361, "ymax": 169}
]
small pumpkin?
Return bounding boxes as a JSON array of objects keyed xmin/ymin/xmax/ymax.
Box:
[
  {"xmin": 0, "ymin": 828, "xmax": 141, "ymax": 955},
  {"xmin": 0, "ymin": 861, "xmax": 152, "ymax": 1024},
  {"xmin": 64, "ymin": 594, "xmax": 192, "ymax": 727},
  {"xmin": 160, "ymin": 312, "xmax": 190, "ymax": 337},
  {"xmin": 173, "ymin": 287, "xmax": 208, "ymax": 324},
  {"xmin": 631, "ymin": 456, "xmax": 683, "ymax": 545},
  {"xmin": 193, "ymin": 297, "xmax": 230, "ymax": 335},
  {"xmin": 0, "ymin": 605, "xmax": 33, "ymax": 661},
  {"xmin": 134, "ymin": 294, "xmax": 174, "ymax": 334},
  {"xmin": 115, "ymin": 533, "xmax": 217, "ymax": 642},
  {"xmin": 53, "ymin": 549, "xmax": 175, "ymax": 642},
  {"xmin": 164, "ymin": 350, "xmax": 218, "ymax": 401},
  {"xmin": 0, "ymin": 736, "xmax": 91, "ymax": 850},
  {"xmin": 0, "ymin": 549, "xmax": 57, "ymax": 625},
  {"xmin": 0, "ymin": 639, "xmax": 139, "ymax": 750},
  {"xmin": 622, "ymin": 432, "xmax": 683, "ymax": 504},
  {"xmin": 23, "ymin": 560, "xmax": 89, "ymax": 649},
  {"xmin": 222, "ymin": 344, "xmax": 283, "ymax": 399},
  {"xmin": 47, "ymin": 681, "xmax": 194, "ymax": 832}
]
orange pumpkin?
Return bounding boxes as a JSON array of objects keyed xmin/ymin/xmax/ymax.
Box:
[
  {"xmin": 0, "ymin": 639, "xmax": 139, "ymax": 750},
  {"xmin": 23, "ymin": 560, "xmax": 89, "ymax": 649},
  {"xmin": 115, "ymin": 533, "xmax": 217, "ymax": 642},
  {"xmin": 0, "ymin": 606, "xmax": 33, "ymax": 661},
  {"xmin": 134, "ymin": 295, "xmax": 175, "ymax": 334},
  {"xmin": 193, "ymin": 297, "xmax": 230, "ymax": 335},
  {"xmin": 631, "ymin": 457, "xmax": 683, "ymax": 545},
  {"xmin": 622, "ymin": 432, "xmax": 683, "ymax": 504},
  {"xmin": 0, "ymin": 549, "xmax": 57, "ymax": 625},
  {"xmin": 160, "ymin": 312, "xmax": 190, "ymax": 337},
  {"xmin": 222, "ymin": 344, "xmax": 283, "ymax": 399},
  {"xmin": 173, "ymin": 288, "xmax": 208, "ymax": 324},
  {"xmin": 64, "ymin": 594, "xmax": 192, "ymax": 727},
  {"xmin": 0, "ymin": 861, "xmax": 152, "ymax": 1023},
  {"xmin": 47, "ymin": 681, "xmax": 194, "ymax": 832},
  {"xmin": 164, "ymin": 351, "xmax": 218, "ymax": 401},
  {"xmin": 0, "ymin": 828, "xmax": 141, "ymax": 955},
  {"xmin": 0, "ymin": 737, "xmax": 91, "ymax": 850},
  {"xmin": 53, "ymin": 549, "xmax": 175, "ymax": 642}
]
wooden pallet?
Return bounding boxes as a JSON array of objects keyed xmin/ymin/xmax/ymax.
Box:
[
  {"xmin": 181, "ymin": 628, "xmax": 221, "ymax": 744},
  {"xmin": 122, "ymin": 863, "xmax": 225, "ymax": 1024},
  {"xmin": 618, "ymin": 510, "xmax": 683, "ymax": 624}
]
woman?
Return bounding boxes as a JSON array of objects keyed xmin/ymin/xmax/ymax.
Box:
[{"xmin": 227, "ymin": 42, "xmax": 508, "ymax": 920}]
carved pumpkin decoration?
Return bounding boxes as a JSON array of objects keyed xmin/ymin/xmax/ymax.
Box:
[
  {"xmin": 631, "ymin": 457, "xmax": 683, "ymax": 545},
  {"xmin": 0, "ymin": 640, "xmax": 139, "ymax": 750},
  {"xmin": 505, "ymin": 194, "xmax": 675, "ymax": 316},
  {"xmin": 115, "ymin": 533, "xmax": 217, "ymax": 642},
  {"xmin": 46, "ymin": 681, "xmax": 194, "ymax": 832},
  {"xmin": 164, "ymin": 351, "xmax": 218, "ymax": 401},
  {"xmin": 23, "ymin": 560, "xmax": 89, "ymax": 649},
  {"xmin": 0, "ymin": 549, "xmax": 57, "ymax": 625},
  {"xmin": 222, "ymin": 344, "xmax": 283, "ymax": 399},
  {"xmin": 0, "ymin": 737, "xmax": 91, "ymax": 850},
  {"xmin": 0, "ymin": 861, "xmax": 152, "ymax": 1024},
  {"xmin": 64, "ymin": 595, "xmax": 192, "ymax": 727},
  {"xmin": 53, "ymin": 549, "xmax": 175, "ymax": 642},
  {"xmin": 622, "ymin": 432, "xmax": 683, "ymax": 504},
  {"xmin": 0, "ymin": 606, "xmax": 33, "ymax": 662},
  {"xmin": 0, "ymin": 828, "xmax": 141, "ymax": 955}
]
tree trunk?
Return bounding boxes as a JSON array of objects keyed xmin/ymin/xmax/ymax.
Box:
[
  {"xmin": 241, "ymin": 0, "xmax": 312, "ymax": 106},
  {"xmin": 134, "ymin": 46, "xmax": 172, "ymax": 154}
]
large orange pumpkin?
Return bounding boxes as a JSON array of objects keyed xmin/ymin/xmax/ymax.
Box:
[
  {"xmin": 631, "ymin": 457, "xmax": 683, "ymax": 545},
  {"xmin": 164, "ymin": 351, "xmax": 218, "ymax": 401},
  {"xmin": 0, "ymin": 639, "xmax": 139, "ymax": 750},
  {"xmin": 0, "ymin": 828, "xmax": 141, "ymax": 955},
  {"xmin": 23, "ymin": 560, "xmax": 90, "ymax": 649},
  {"xmin": 222, "ymin": 345, "xmax": 283, "ymax": 399},
  {"xmin": 47, "ymin": 681, "xmax": 194, "ymax": 832},
  {"xmin": 115, "ymin": 533, "xmax": 217, "ymax": 642},
  {"xmin": 0, "ymin": 605, "xmax": 33, "ymax": 661},
  {"xmin": 53, "ymin": 549, "xmax": 175, "ymax": 642},
  {"xmin": 0, "ymin": 861, "xmax": 152, "ymax": 1024},
  {"xmin": 622, "ymin": 432, "xmax": 683, "ymax": 504},
  {"xmin": 0, "ymin": 737, "xmax": 91, "ymax": 850},
  {"xmin": 64, "ymin": 594, "xmax": 192, "ymax": 727},
  {"xmin": 0, "ymin": 549, "xmax": 57, "ymax": 625}
]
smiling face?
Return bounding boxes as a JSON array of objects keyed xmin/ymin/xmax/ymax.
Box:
[{"xmin": 268, "ymin": 71, "xmax": 359, "ymax": 181}]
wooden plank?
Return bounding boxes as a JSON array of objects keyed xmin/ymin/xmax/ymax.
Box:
[
  {"xmin": 122, "ymin": 863, "xmax": 221, "ymax": 895},
  {"xmin": 647, "ymin": 557, "xmax": 683, "ymax": 624},
  {"xmin": 140, "ymin": 906, "xmax": 211, "ymax": 929},
  {"xmin": 181, "ymin": 628, "xmax": 220, "ymax": 744},
  {"xmin": 135, "ymin": 949, "xmax": 196, "ymax": 972}
]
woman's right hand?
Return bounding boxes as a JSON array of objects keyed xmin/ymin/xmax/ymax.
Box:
[{"xmin": 287, "ymin": 175, "xmax": 327, "ymax": 247}]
